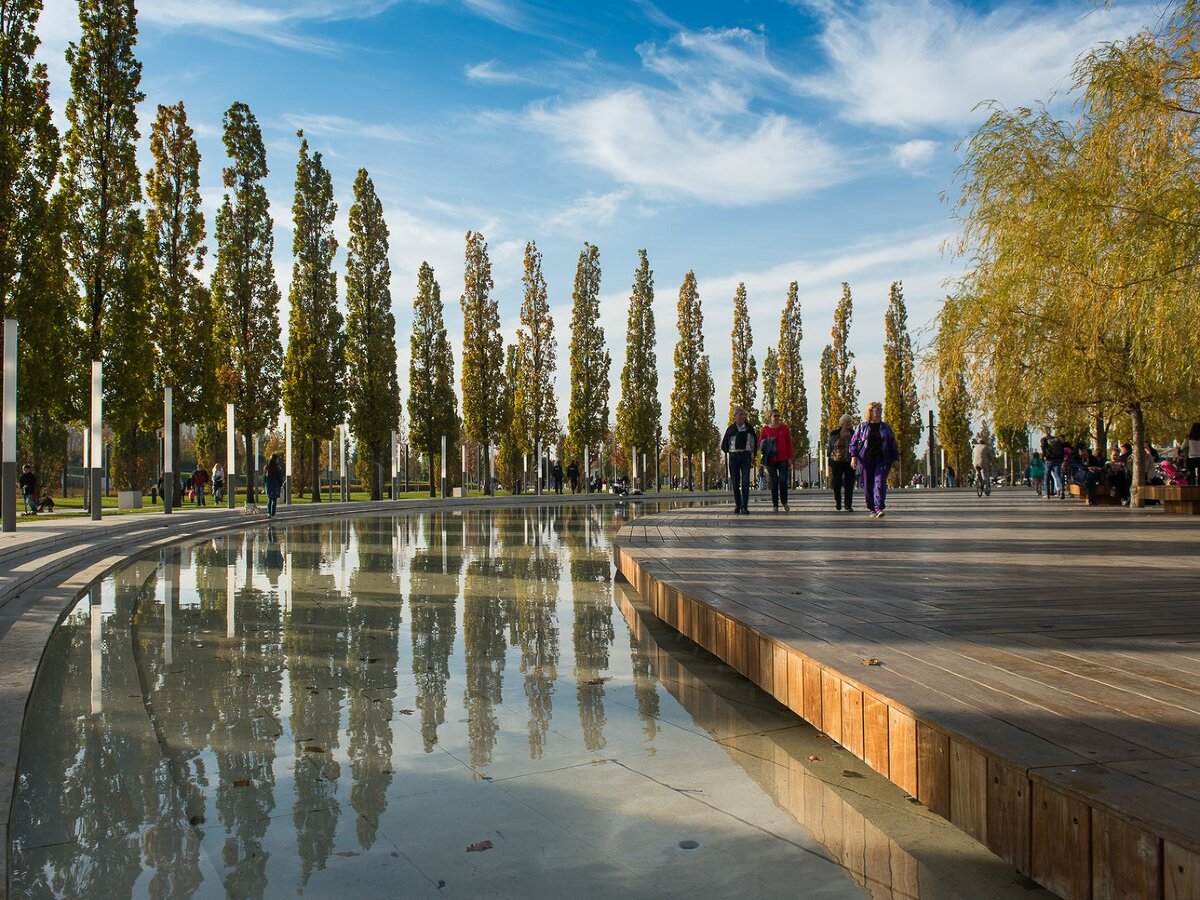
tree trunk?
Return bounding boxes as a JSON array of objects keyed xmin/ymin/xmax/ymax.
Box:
[
  {"xmin": 370, "ymin": 446, "xmax": 381, "ymax": 501},
  {"xmin": 1129, "ymin": 402, "xmax": 1145, "ymax": 509},
  {"xmin": 310, "ymin": 437, "xmax": 322, "ymax": 501},
  {"xmin": 428, "ymin": 452, "xmax": 435, "ymax": 497}
]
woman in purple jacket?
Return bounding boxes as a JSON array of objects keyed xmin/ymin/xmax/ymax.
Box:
[{"xmin": 849, "ymin": 401, "xmax": 900, "ymax": 519}]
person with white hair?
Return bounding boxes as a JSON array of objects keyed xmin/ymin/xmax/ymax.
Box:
[
  {"xmin": 827, "ymin": 413, "xmax": 856, "ymax": 512},
  {"xmin": 720, "ymin": 406, "xmax": 758, "ymax": 514}
]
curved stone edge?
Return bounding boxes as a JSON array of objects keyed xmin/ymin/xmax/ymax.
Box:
[
  {"xmin": 0, "ymin": 491, "xmax": 702, "ymax": 899},
  {"xmin": 612, "ymin": 525, "xmax": 1199, "ymax": 900}
]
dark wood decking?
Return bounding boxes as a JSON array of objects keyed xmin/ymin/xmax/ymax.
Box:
[{"xmin": 612, "ymin": 490, "xmax": 1200, "ymax": 900}]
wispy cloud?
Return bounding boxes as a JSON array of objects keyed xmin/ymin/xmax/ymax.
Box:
[
  {"xmin": 544, "ymin": 189, "xmax": 630, "ymax": 233},
  {"xmin": 891, "ymin": 139, "xmax": 938, "ymax": 173},
  {"xmin": 282, "ymin": 112, "xmax": 414, "ymax": 143},
  {"xmin": 464, "ymin": 59, "xmax": 531, "ymax": 85},
  {"xmin": 802, "ymin": 0, "xmax": 1155, "ymax": 130}
]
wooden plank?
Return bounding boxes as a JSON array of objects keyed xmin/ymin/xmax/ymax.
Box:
[
  {"xmin": 785, "ymin": 649, "xmax": 804, "ymax": 718},
  {"xmin": 1031, "ymin": 783, "xmax": 1091, "ymax": 900},
  {"xmin": 841, "ymin": 682, "xmax": 864, "ymax": 759},
  {"xmin": 950, "ymin": 740, "xmax": 987, "ymax": 844},
  {"xmin": 1092, "ymin": 808, "xmax": 1161, "ymax": 900},
  {"xmin": 822, "ymin": 669, "xmax": 843, "ymax": 743},
  {"xmin": 803, "ymin": 659, "xmax": 823, "ymax": 731},
  {"xmin": 1165, "ymin": 841, "xmax": 1200, "ymax": 900},
  {"xmin": 889, "ymin": 707, "xmax": 917, "ymax": 796},
  {"xmin": 987, "ymin": 759, "xmax": 1031, "ymax": 875},
  {"xmin": 917, "ymin": 724, "xmax": 950, "ymax": 819},
  {"xmin": 863, "ymin": 695, "xmax": 889, "ymax": 778},
  {"xmin": 773, "ymin": 643, "xmax": 789, "ymax": 707}
]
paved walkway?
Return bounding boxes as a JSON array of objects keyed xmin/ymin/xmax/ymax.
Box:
[{"xmin": 613, "ymin": 489, "xmax": 1200, "ymax": 900}]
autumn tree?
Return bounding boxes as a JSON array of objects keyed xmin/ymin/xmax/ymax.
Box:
[
  {"xmin": 409, "ymin": 262, "xmax": 459, "ymax": 497},
  {"xmin": 615, "ymin": 250, "xmax": 660, "ymax": 460},
  {"xmin": 819, "ymin": 344, "xmax": 833, "ymax": 433},
  {"xmin": 145, "ymin": 101, "xmax": 214, "ymax": 486},
  {"xmin": 883, "ymin": 281, "xmax": 923, "ymax": 485},
  {"xmin": 460, "ymin": 231, "xmax": 504, "ymax": 494},
  {"xmin": 212, "ymin": 102, "xmax": 283, "ymax": 501},
  {"xmin": 496, "ymin": 344, "xmax": 523, "ymax": 490},
  {"xmin": 515, "ymin": 240, "xmax": 558, "ymax": 456},
  {"xmin": 936, "ymin": 355, "xmax": 973, "ymax": 481},
  {"xmin": 776, "ymin": 280, "xmax": 809, "ymax": 461},
  {"xmin": 827, "ymin": 283, "xmax": 859, "ymax": 425},
  {"xmin": 728, "ymin": 282, "xmax": 757, "ymax": 426},
  {"xmin": 760, "ymin": 347, "xmax": 779, "ymax": 425},
  {"xmin": 345, "ymin": 169, "xmax": 400, "ymax": 500},
  {"xmin": 669, "ymin": 271, "xmax": 715, "ymax": 479},
  {"xmin": 566, "ymin": 242, "xmax": 609, "ymax": 472}
]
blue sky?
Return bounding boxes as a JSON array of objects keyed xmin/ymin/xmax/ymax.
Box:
[{"xmin": 36, "ymin": 0, "xmax": 1156, "ymax": 447}]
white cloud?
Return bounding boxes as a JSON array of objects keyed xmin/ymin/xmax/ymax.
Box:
[
  {"xmin": 804, "ymin": 0, "xmax": 1155, "ymax": 130},
  {"xmin": 282, "ymin": 113, "xmax": 413, "ymax": 144},
  {"xmin": 545, "ymin": 190, "xmax": 630, "ymax": 233},
  {"xmin": 891, "ymin": 139, "xmax": 938, "ymax": 172},
  {"xmin": 465, "ymin": 59, "xmax": 530, "ymax": 85}
]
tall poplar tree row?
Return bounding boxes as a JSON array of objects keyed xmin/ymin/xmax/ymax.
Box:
[
  {"xmin": 62, "ymin": 0, "xmax": 153, "ymax": 487},
  {"xmin": 0, "ymin": 0, "xmax": 72, "ymax": 481},
  {"xmin": 819, "ymin": 344, "xmax": 833, "ymax": 433},
  {"xmin": 669, "ymin": 271, "xmax": 716, "ymax": 481},
  {"xmin": 145, "ymin": 102, "xmax": 214, "ymax": 484},
  {"xmin": 515, "ymin": 240, "xmax": 558, "ymax": 460},
  {"xmin": 496, "ymin": 345, "xmax": 522, "ymax": 489},
  {"xmin": 460, "ymin": 231, "xmax": 504, "ymax": 495},
  {"xmin": 827, "ymin": 282, "xmax": 859, "ymax": 425},
  {"xmin": 728, "ymin": 282, "xmax": 757, "ymax": 426},
  {"xmin": 615, "ymin": 250, "xmax": 660, "ymax": 465},
  {"xmin": 566, "ymin": 242, "xmax": 609, "ymax": 475},
  {"xmin": 345, "ymin": 168, "xmax": 399, "ymax": 500},
  {"xmin": 760, "ymin": 347, "xmax": 779, "ymax": 424},
  {"xmin": 409, "ymin": 262, "xmax": 458, "ymax": 496},
  {"xmin": 883, "ymin": 280, "xmax": 923, "ymax": 485},
  {"xmin": 212, "ymin": 102, "xmax": 283, "ymax": 500},
  {"xmin": 282, "ymin": 132, "xmax": 346, "ymax": 500},
  {"xmin": 776, "ymin": 280, "xmax": 809, "ymax": 461}
]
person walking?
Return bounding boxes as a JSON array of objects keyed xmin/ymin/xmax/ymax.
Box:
[
  {"xmin": 551, "ymin": 460, "xmax": 564, "ymax": 495},
  {"xmin": 1183, "ymin": 422, "xmax": 1200, "ymax": 485},
  {"xmin": 827, "ymin": 414, "xmax": 856, "ymax": 511},
  {"xmin": 759, "ymin": 408, "xmax": 793, "ymax": 512},
  {"xmin": 18, "ymin": 464, "xmax": 38, "ymax": 515},
  {"xmin": 1029, "ymin": 452, "xmax": 1045, "ymax": 497},
  {"xmin": 212, "ymin": 462, "xmax": 225, "ymax": 505},
  {"xmin": 849, "ymin": 401, "xmax": 899, "ymax": 519},
  {"xmin": 721, "ymin": 407, "xmax": 757, "ymax": 514},
  {"xmin": 193, "ymin": 463, "xmax": 209, "ymax": 506},
  {"xmin": 972, "ymin": 432, "xmax": 996, "ymax": 496},
  {"xmin": 566, "ymin": 459, "xmax": 580, "ymax": 493},
  {"xmin": 1040, "ymin": 429, "xmax": 1065, "ymax": 500},
  {"xmin": 263, "ymin": 454, "xmax": 283, "ymax": 518}
]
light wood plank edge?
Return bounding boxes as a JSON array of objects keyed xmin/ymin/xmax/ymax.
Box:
[{"xmin": 612, "ymin": 543, "xmax": 1182, "ymax": 900}]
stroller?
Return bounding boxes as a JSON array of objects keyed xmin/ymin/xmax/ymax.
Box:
[{"xmin": 1157, "ymin": 458, "xmax": 1189, "ymax": 486}]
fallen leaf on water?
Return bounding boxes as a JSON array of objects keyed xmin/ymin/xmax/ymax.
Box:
[
  {"xmin": 862, "ymin": 658, "xmax": 881, "ymax": 666},
  {"xmin": 807, "ymin": 755, "xmax": 821, "ymax": 762},
  {"xmin": 334, "ymin": 851, "xmax": 360, "ymax": 857},
  {"xmin": 303, "ymin": 745, "xmax": 325, "ymax": 753},
  {"xmin": 399, "ymin": 708, "xmax": 415, "ymax": 715},
  {"xmin": 466, "ymin": 840, "xmax": 494, "ymax": 852},
  {"xmin": 233, "ymin": 778, "xmax": 251, "ymax": 787}
]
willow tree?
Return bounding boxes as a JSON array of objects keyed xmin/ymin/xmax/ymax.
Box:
[
  {"xmin": 212, "ymin": 102, "xmax": 282, "ymax": 500},
  {"xmin": 669, "ymin": 271, "xmax": 715, "ymax": 477},
  {"xmin": 728, "ymin": 282, "xmax": 757, "ymax": 426},
  {"xmin": 883, "ymin": 280, "xmax": 922, "ymax": 485},
  {"xmin": 460, "ymin": 231, "xmax": 504, "ymax": 494},
  {"xmin": 146, "ymin": 102, "xmax": 214, "ymax": 483},
  {"xmin": 760, "ymin": 347, "xmax": 779, "ymax": 424},
  {"xmin": 615, "ymin": 250, "xmax": 660, "ymax": 459},
  {"xmin": 566, "ymin": 242, "xmax": 609, "ymax": 469},
  {"xmin": 515, "ymin": 240, "xmax": 558, "ymax": 458},
  {"xmin": 345, "ymin": 169, "xmax": 400, "ymax": 500},
  {"xmin": 409, "ymin": 262, "xmax": 458, "ymax": 497},
  {"xmin": 776, "ymin": 280, "xmax": 809, "ymax": 461},
  {"xmin": 940, "ymin": 4, "xmax": 1200, "ymax": 505},
  {"xmin": 827, "ymin": 283, "xmax": 859, "ymax": 425}
]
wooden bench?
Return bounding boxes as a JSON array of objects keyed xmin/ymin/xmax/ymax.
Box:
[
  {"xmin": 1142, "ymin": 484, "xmax": 1200, "ymax": 514},
  {"xmin": 1067, "ymin": 482, "xmax": 1119, "ymax": 505}
]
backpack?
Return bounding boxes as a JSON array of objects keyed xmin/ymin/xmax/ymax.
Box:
[{"xmin": 1045, "ymin": 435, "xmax": 1063, "ymax": 459}]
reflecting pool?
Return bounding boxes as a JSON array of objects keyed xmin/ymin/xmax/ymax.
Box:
[{"xmin": 11, "ymin": 503, "xmax": 1047, "ymax": 899}]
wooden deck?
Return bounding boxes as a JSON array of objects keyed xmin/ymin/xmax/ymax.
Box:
[{"xmin": 612, "ymin": 489, "xmax": 1200, "ymax": 900}]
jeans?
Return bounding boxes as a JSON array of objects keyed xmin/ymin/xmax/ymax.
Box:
[
  {"xmin": 22, "ymin": 488, "xmax": 34, "ymax": 513},
  {"xmin": 768, "ymin": 461, "xmax": 789, "ymax": 508},
  {"xmin": 863, "ymin": 460, "xmax": 890, "ymax": 512},
  {"xmin": 830, "ymin": 460, "xmax": 855, "ymax": 509},
  {"xmin": 1046, "ymin": 461, "xmax": 1063, "ymax": 496},
  {"xmin": 267, "ymin": 492, "xmax": 278, "ymax": 517},
  {"xmin": 195, "ymin": 484, "xmax": 206, "ymax": 506},
  {"xmin": 729, "ymin": 452, "xmax": 752, "ymax": 511}
]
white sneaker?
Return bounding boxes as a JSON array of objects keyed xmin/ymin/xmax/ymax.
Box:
[{"xmin": 876, "ymin": 510, "xmax": 886, "ymax": 519}]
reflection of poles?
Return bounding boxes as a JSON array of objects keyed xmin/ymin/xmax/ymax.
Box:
[
  {"xmin": 90, "ymin": 585, "xmax": 103, "ymax": 714},
  {"xmin": 2, "ymin": 318, "xmax": 17, "ymax": 532},
  {"xmin": 226, "ymin": 402, "xmax": 236, "ymax": 509},
  {"xmin": 163, "ymin": 387, "xmax": 174, "ymax": 514},
  {"xmin": 91, "ymin": 361, "xmax": 103, "ymax": 520},
  {"xmin": 226, "ymin": 541, "xmax": 236, "ymax": 637},
  {"xmin": 163, "ymin": 555, "xmax": 175, "ymax": 667}
]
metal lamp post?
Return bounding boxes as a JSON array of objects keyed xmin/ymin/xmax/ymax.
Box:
[
  {"xmin": 90, "ymin": 361, "xmax": 103, "ymax": 520},
  {"xmin": 226, "ymin": 403, "xmax": 235, "ymax": 509},
  {"xmin": 2, "ymin": 319, "xmax": 17, "ymax": 531},
  {"xmin": 163, "ymin": 386, "xmax": 173, "ymax": 514}
]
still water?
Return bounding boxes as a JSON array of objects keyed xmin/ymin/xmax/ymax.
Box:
[{"xmin": 11, "ymin": 503, "xmax": 1047, "ymax": 899}]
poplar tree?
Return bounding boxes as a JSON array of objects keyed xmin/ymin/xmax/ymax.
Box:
[
  {"xmin": 459, "ymin": 231, "xmax": 504, "ymax": 494},
  {"xmin": 728, "ymin": 282, "xmax": 757, "ymax": 426},
  {"xmin": 615, "ymin": 250, "xmax": 660, "ymax": 457},
  {"xmin": 282, "ymin": 132, "xmax": 346, "ymax": 500},
  {"xmin": 515, "ymin": 240, "xmax": 558, "ymax": 456},
  {"xmin": 828, "ymin": 283, "xmax": 859, "ymax": 424},
  {"xmin": 883, "ymin": 280, "xmax": 923, "ymax": 485},
  {"xmin": 819, "ymin": 344, "xmax": 833, "ymax": 432},
  {"xmin": 345, "ymin": 168, "xmax": 399, "ymax": 500},
  {"xmin": 409, "ymin": 262, "xmax": 459, "ymax": 497},
  {"xmin": 760, "ymin": 347, "xmax": 779, "ymax": 423},
  {"xmin": 496, "ymin": 344, "xmax": 523, "ymax": 490},
  {"xmin": 566, "ymin": 242, "xmax": 609, "ymax": 467},
  {"xmin": 937, "ymin": 361, "xmax": 973, "ymax": 481},
  {"xmin": 212, "ymin": 102, "xmax": 283, "ymax": 500},
  {"xmin": 145, "ymin": 101, "xmax": 214, "ymax": 482},
  {"xmin": 669, "ymin": 271, "xmax": 715, "ymax": 470},
  {"xmin": 776, "ymin": 280, "xmax": 809, "ymax": 460}
]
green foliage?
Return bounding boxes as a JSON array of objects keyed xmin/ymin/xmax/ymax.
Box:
[
  {"xmin": 212, "ymin": 102, "xmax": 283, "ymax": 494},
  {"xmin": 669, "ymin": 271, "xmax": 715, "ymax": 456},
  {"xmin": 344, "ymin": 168, "xmax": 400, "ymax": 499},
  {"xmin": 760, "ymin": 346, "xmax": 779, "ymax": 425},
  {"xmin": 819, "ymin": 344, "xmax": 833, "ymax": 432},
  {"xmin": 515, "ymin": 240, "xmax": 558, "ymax": 454},
  {"xmin": 728, "ymin": 282, "xmax": 757, "ymax": 427},
  {"xmin": 936, "ymin": 353, "xmax": 973, "ymax": 479},
  {"xmin": 408, "ymin": 262, "xmax": 459, "ymax": 497},
  {"xmin": 566, "ymin": 242, "xmax": 609, "ymax": 461},
  {"xmin": 776, "ymin": 280, "xmax": 809, "ymax": 461},
  {"xmin": 883, "ymin": 281, "xmax": 923, "ymax": 484},
  {"xmin": 827, "ymin": 283, "xmax": 859, "ymax": 425},
  {"xmin": 459, "ymin": 231, "xmax": 504, "ymax": 489},
  {"xmin": 496, "ymin": 344, "xmax": 523, "ymax": 489},
  {"xmin": 615, "ymin": 250, "xmax": 660, "ymax": 455}
]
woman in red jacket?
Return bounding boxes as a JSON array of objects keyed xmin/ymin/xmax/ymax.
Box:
[{"xmin": 759, "ymin": 408, "xmax": 794, "ymax": 512}]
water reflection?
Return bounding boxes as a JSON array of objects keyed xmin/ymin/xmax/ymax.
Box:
[{"xmin": 11, "ymin": 502, "xmax": 1044, "ymax": 899}]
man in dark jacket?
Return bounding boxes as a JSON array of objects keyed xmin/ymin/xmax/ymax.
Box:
[{"xmin": 720, "ymin": 407, "xmax": 757, "ymax": 514}]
